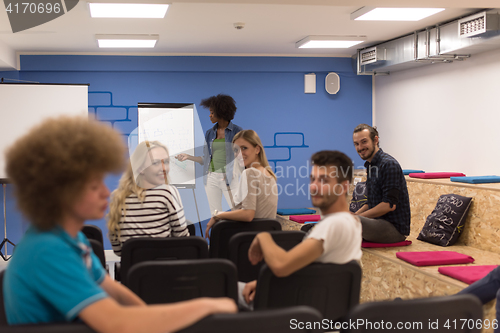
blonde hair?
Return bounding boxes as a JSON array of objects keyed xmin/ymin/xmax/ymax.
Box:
[
  {"xmin": 6, "ymin": 116, "xmax": 125, "ymax": 230},
  {"xmin": 107, "ymin": 141, "xmax": 169, "ymax": 241},
  {"xmin": 233, "ymin": 130, "xmax": 276, "ymax": 180}
]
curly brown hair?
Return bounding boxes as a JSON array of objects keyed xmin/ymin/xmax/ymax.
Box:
[
  {"xmin": 200, "ymin": 94, "xmax": 237, "ymax": 121},
  {"xmin": 5, "ymin": 116, "xmax": 125, "ymax": 230}
]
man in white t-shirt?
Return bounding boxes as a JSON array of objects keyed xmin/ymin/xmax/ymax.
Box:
[{"xmin": 240, "ymin": 150, "xmax": 362, "ymax": 307}]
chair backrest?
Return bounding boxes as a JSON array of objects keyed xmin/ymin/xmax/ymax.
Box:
[
  {"xmin": 254, "ymin": 261, "xmax": 361, "ymax": 323},
  {"xmin": 300, "ymin": 223, "xmax": 316, "ymax": 233},
  {"xmin": 120, "ymin": 236, "xmax": 209, "ymax": 285},
  {"xmin": 228, "ymin": 230, "xmax": 305, "ymax": 282},
  {"xmin": 177, "ymin": 306, "xmax": 323, "ymax": 333},
  {"xmin": 81, "ymin": 225, "xmax": 103, "ymax": 245},
  {"xmin": 88, "ymin": 239, "xmax": 106, "ymax": 269},
  {"xmin": 187, "ymin": 223, "xmax": 196, "ymax": 236},
  {"xmin": 127, "ymin": 259, "xmax": 238, "ymax": 304},
  {"xmin": 0, "ymin": 270, "xmax": 8, "ymax": 326},
  {"xmin": 341, "ymin": 294, "xmax": 483, "ymax": 333},
  {"xmin": 209, "ymin": 219, "xmax": 281, "ymax": 258}
]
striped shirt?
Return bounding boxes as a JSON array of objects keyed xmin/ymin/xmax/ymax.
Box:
[{"xmin": 110, "ymin": 184, "xmax": 189, "ymax": 256}]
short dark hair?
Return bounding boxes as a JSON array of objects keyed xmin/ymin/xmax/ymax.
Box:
[
  {"xmin": 311, "ymin": 150, "xmax": 353, "ymax": 184},
  {"xmin": 200, "ymin": 94, "xmax": 237, "ymax": 121},
  {"xmin": 353, "ymin": 123, "xmax": 379, "ymax": 146},
  {"xmin": 6, "ymin": 116, "xmax": 125, "ymax": 230}
]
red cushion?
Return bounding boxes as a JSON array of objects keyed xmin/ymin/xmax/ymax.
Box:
[
  {"xmin": 396, "ymin": 251, "xmax": 474, "ymax": 266},
  {"xmin": 438, "ymin": 265, "xmax": 498, "ymax": 284},
  {"xmin": 362, "ymin": 240, "xmax": 412, "ymax": 248},
  {"xmin": 409, "ymin": 172, "xmax": 466, "ymax": 179},
  {"xmin": 289, "ymin": 215, "xmax": 321, "ymax": 223}
]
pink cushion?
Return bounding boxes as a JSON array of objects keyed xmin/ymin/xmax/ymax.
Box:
[
  {"xmin": 438, "ymin": 265, "xmax": 498, "ymax": 285},
  {"xmin": 289, "ymin": 215, "xmax": 321, "ymax": 223},
  {"xmin": 396, "ymin": 251, "xmax": 474, "ymax": 266},
  {"xmin": 362, "ymin": 240, "xmax": 412, "ymax": 248},
  {"xmin": 409, "ymin": 172, "xmax": 466, "ymax": 179}
]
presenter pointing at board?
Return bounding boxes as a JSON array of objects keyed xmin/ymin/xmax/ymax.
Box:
[{"xmin": 176, "ymin": 94, "xmax": 243, "ymax": 216}]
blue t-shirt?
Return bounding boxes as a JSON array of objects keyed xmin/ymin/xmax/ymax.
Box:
[{"xmin": 3, "ymin": 226, "xmax": 108, "ymax": 324}]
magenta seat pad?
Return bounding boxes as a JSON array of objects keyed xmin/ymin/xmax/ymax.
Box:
[
  {"xmin": 362, "ymin": 240, "xmax": 412, "ymax": 248},
  {"xmin": 438, "ymin": 265, "xmax": 498, "ymax": 284},
  {"xmin": 396, "ymin": 251, "xmax": 474, "ymax": 266},
  {"xmin": 289, "ymin": 215, "xmax": 321, "ymax": 223}
]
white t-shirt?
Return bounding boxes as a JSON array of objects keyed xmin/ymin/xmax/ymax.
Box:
[{"xmin": 306, "ymin": 212, "xmax": 362, "ymax": 264}]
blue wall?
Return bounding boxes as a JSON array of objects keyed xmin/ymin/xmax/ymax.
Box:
[{"xmin": 0, "ymin": 55, "xmax": 371, "ymax": 250}]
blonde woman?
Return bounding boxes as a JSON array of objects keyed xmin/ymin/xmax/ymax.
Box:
[
  {"xmin": 108, "ymin": 141, "xmax": 189, "ymax": 256},
  {"xmin": 205, "ymin": 130, "xmax": 278, "ymax": 238}
]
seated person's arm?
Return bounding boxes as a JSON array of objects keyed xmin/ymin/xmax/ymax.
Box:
[
  {"xmin": 354, "ymin": 204, "xmax": 369, "ymax": 215},
  {"xmin": 357, "ymin": 201, "xmax": 396, "ymax": 218},
  {"xmin": 357, "ymin": 186, "xmax": 399, "ymax": 218},
  {"xmin": 216, "ymin": 209, "xmax": 255, "ymax": 222},
  {"xmin": 79, "ymin": 296, "xmax": 236, "ymax": 333},
  {"xmin": 248, "ymin": 232, "xmax": 324, "ymax": 278},
  {"xmin": 100, "ymin": 275, "xmax": 145, "ymax": 306},
  {"xmin": 205, "ymin": 209, "xmax": 255, "ymax": 238}
]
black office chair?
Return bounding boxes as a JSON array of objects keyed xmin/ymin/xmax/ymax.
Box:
[
  {"xmin": 127, "ymin": 259, "xmax": 238, "ymax": 304},
  {"xmin": 88, "ymin": 239, "xmax": 106, "ymax": 269},
  {"xmin": 0, "ymin": 270, "xmax": 8, "ymax": 326},
  {"xmin": 82, "ymin": 225, "xmax": 104, "ymax": 245},
  {"xmin": 187, "ymin": 223, "xmax": 196, "ymax": 236},
  {"xmin": 341, "ymin": 294, "xmax": 483, "ymax": 333},
  {"xmin": 228, "ymin": 230, "xmax": 306, "ymax": 282},
  {"xmin": 300, "ymin": 223, "xmax": 316, "ymax": 233},
  {"xmin": 177, "ymin": 306, "xmax": 323, "ymax": 333},
  {"xmin": 119, "ymin": 236, "xmax": 209, "ymax": 285},
  {"xmin": 209, "ymin": 219, "xmax": 281, "ymax": 259},
  {"xmin": 254, "ymin": 261, "xmax": 362, "ymax": 325}
]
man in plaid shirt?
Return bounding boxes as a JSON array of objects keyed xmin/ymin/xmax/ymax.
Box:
[{"xmin": 352, "ymin": 124, "xmax": 411, "ymax": 243}]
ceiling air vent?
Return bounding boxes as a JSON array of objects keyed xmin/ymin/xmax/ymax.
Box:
[
  {"xmin": 359, "ymin": 47, "xmax": 384, "ymax": 65},
  {"xmin": 459, "ymin": 11, "xmax": 499, "ymax": 38}
]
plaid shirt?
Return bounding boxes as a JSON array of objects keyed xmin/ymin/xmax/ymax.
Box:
[{"xmin": 364, "ymin": 148, "xmax": 411, "ymax": 235}]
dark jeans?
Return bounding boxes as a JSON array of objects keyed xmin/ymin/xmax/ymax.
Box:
[
  {"xmin": 457, "ymin": 266, "xmax": 500, "ymax": 333},
  {"xmin": 357, "ymin": 216, "xmax": 406, "ymax": 243}
]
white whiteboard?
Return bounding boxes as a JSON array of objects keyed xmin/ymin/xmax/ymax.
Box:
[
  {"xmin": 138, "ymin": 104, "xmax": 196, "ymax": 188},
  {"xmin": 0, "ymin": 83, "xmax": 88, "ymax": 179}
]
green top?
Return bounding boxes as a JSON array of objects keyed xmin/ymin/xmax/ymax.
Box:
[{"xmin": 210, "ymin": 138, "xmax": 226, "ymax": 173}]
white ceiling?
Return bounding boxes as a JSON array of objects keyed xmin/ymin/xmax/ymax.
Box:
[{"xmin": 0, "ymin": 0, "xmax": 497, "ymax": 69}]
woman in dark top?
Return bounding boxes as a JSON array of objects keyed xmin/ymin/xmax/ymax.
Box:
[{"xmin": 176, "ymin": 94, "xmax": 242, "ymax": 217}]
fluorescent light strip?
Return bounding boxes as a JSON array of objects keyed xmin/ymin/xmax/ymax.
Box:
[
  {"xmin": 97, "ymin": 39, "xmax": 157, "ymax": 48},
  {"xmin": 89, "ymin": 3, "xmax": 169, "ymax": 18},
  {"xmin": 299, "ymin": 40, "xmax": 364, "ymax": 48},
  {"xmin": 353, "ymin": 8, "xmax": 444, "ymax": 21}
]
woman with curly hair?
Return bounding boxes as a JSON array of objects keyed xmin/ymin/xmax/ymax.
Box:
[
  {"xmin": 107, "ymin": 140, "xmax": 189, "ymax": 256},
  {"xmin": 3, "ymin": 116, "xmax": 236, "ymax": 332},
  {"xmin": 176, "ymin": 94, "xmax": 243, "ymax": 217},
  {"xmin": 205, "ymin": 130, "xmax": 278, "ymax": 238}
]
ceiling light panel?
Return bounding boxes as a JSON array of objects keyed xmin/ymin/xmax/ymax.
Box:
[
  {"xmin": 89, "ymin": 3, "xmax": 169, "ymax": 18},
  {"xmin": 96, "ymin": 34, "xmax": 159, "ymax": 48},
  {"xmin": 296, "ymin": 36, "xmax": 365, "ymax": 49},
  {"xmin": 351, "ymin": 7, "xmax": 445, "ymax": 21}
]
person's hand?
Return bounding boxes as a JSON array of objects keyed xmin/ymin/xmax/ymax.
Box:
[
  {"xmin": 242, "ymin": 280, "xmax": 257, "ymax": 304},
  {"xmin": 175, "ymin": 153, "xmax": 190, "ymax": 162},
  {"xmin": 205, "ymin": 216, "xmax": 218, "ymax": 239},
  {"xmin": 207, "ymin": 298, "xmax": 238, "ymax": 315},
  {"xmin": 248, "ymin": 235, "xmax": 263, "ymax": 265}
]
